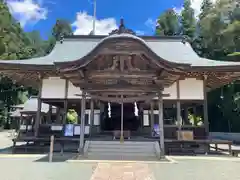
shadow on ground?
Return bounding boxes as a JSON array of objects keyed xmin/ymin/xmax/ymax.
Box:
[
  {"xmin": 0, "ymin": 147, "xmax": 12, "ymax": 153},
  {"xmin": 34, "ymin": 153, "xmax": 78, "ymax": 162}
]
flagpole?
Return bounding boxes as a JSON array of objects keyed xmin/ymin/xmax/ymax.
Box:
[{"xmin": 92, "ymin": 0, "xmax": 96, "ymax": 35}]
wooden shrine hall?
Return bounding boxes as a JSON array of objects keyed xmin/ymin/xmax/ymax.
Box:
[{"xmin": 0, "ymin": 19, "xmax": 240, "ymax": 158}]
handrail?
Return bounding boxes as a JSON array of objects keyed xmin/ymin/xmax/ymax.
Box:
[
  {"xmin": 154, "ymin": 141, "xmax": 161, "ymax": 159},
  {"xmin": 84, "ymin": 140, "xmax": 90, "ymax": 157}
]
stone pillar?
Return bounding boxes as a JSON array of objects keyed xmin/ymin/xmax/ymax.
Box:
[
  {"xmin": 79, "ymin": 91, "xmax": 86, "ymax": 154},
  {"xmin": 150, "ymin": 101, "xmax": 154, "ymax": 136},
  {"xmin": 34, "ymin": 74, "xmax": 42, "ymax": 137},
  {"xmin": 158, "ymin": 93, "xmax": 165, "ymax": 158}
]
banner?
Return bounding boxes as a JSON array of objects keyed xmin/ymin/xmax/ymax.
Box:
[
  {"xmin": 152, "ymin": 124, "xmax": 160, "ymax": 137},
  {"xmin": 64, "ymin": 124, "xmax": 74, "ymax": 137}
]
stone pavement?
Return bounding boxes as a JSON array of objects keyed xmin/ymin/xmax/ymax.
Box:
[
  {"xmin": 1, "ymin": 131, "xmax": 240, "ymax": 180},
  {"xmin": 90, "ymin": 162, "xmax": 155, "ymax": 180},
  {"xmin": 0, "ymin": 155, "xmax": 240, "ymax": 180}
]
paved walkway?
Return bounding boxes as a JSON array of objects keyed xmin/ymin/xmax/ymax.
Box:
[
  {"xmin": 0, "ymin": 155, "xmax": 240, "ymax": 180},
  {"xmin": 1, "ymin": 131, "xmax": 240, "ymax": 180},
  {"xmin": 91, "ymin": 162, "xmax": 155, "ymax": 180}
]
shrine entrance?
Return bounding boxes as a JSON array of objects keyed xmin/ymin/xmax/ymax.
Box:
[
  {"xmin": 55, "ymin": 20, "xmax": 187, "ymax": 153},
  {"xmin": 101, "ymin": 102, "xmax": 139, "ymax": 132}
]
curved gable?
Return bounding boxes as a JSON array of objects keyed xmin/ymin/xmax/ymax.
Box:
[{"xmin": 54, "ymin": 34, "xmax": 191, "ymax": 72}]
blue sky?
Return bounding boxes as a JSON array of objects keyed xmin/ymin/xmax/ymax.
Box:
[{"xmin": 6, "ymin": 0, "xmax": 203, "ymax": 38}]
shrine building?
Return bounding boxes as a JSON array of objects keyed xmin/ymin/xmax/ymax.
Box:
[{"xmin": 0, "ymin": 20, "xmax": 239, "ymax": 158}]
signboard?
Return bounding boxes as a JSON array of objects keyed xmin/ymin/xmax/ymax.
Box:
[
  {"xmin": 74, "ymin": 125, "xmax": 81, "ymax": 135},
  {"xmin": 64, "ymin": 124, "xmax": 74, "ymax": 137},
  {"xmin": 74, "ymin": 125, "xmax": 90, "ymax": 135}
]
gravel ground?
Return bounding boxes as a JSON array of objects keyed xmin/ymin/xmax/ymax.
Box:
[{"xmin": 0, "ymin": 130, "xmax": 13, "ymax": 153}]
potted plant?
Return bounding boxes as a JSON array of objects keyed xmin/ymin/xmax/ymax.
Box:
[
  {"xmin": 188, "ymin": 113, "xmax": 203, "ymax": 126},
  {"xmin": 66, "ymin": 109, "xmax": 78, "ymax": 124}
]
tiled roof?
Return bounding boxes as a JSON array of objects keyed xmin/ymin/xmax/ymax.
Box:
[
  {"xmin": 20, "ymin": 97, "xmax": 50, "ymax": 113},
  {"xmin": 0, "ymin": 34, "xmax": 239, "ymax": 67}
]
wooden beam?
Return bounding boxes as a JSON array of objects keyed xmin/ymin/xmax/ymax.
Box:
[
  {"xmin": 84, "ymin": 86, "xmax": 162, "ymax": 92},
  {"xmin": 90, "ymin": 94, "xmax": 157, "ymax": 103},
  {"xmin": 86, "ymin": 71, "xmax": 156, "ymax": 79},
  {"xmin": 72, "ymin": 82, "xmax": 162, "ymax": 90}
]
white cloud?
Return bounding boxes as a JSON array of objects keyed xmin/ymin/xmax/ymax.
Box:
[
  {"xmin": 72, "ymin": 12, "xmax": 118, "ymax": 35},
  {"xmin": 145, "ymin": 18, "xmax": 156, "ymax": 30},
  {"xmin": 135, "ymin": 30, "xmax": 145, "ymax": 35},
  {"xmin": 7, "ymin": 0, "xmax": 47, "ymax": 27}
]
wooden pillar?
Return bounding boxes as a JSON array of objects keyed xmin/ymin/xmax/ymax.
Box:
[
  {"xmin": 47, "ymin": 105, "xmax": 52, "ymax": 123},
  {"xmin": 63, "ymin": 80, "xmax": 69, "ymax": 124},
  {"xmin": 120, "ymin": 95, "xmax": 124, "ymax": 143},
  {"xmin": 150, "ymin": 101, "xmax": 154, "ymax": 136},
  {"xmin": 90, "ymin": 99, "xmax": 94, "ymax": 137},
  {"xmin": 34, "ymin": 74, "xmax": 42, "ymax": 137},
  {"xmin": 203, "ymin": 75, "xmax": 209, "ymax": 137},
  {"xmin": 184, "ymin": 106, "xmax": 189, "ymax": 125},
  {"xmin": 176, "ymin": 80, "xmax": 181, "ymax": 131},
  {"xmin": 79, "ymin": 91, "xmax": 86, "ymax": 154},
  {"xmin": 56, "ymin": 107, "xmax": 61, "ymax": 123},
  {"xmin": 158, "ymin": 93, "xmax": 165, "ymax": 158}
]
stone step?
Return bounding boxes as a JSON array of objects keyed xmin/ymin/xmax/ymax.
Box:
[
  {"xmin": 89, "ymin": 141, "xmax": 155, "ymax": 145},
  {"xmin": 88, "ymin": 147, "xmax": 154, "ymax": 153},
  {"xmin": 88, "ymin": 143, "xmax": 154, "ymax": 149},
  {"xmin": 87, "ymin": 151, "xmax": 156, "ymax": 157},
  {"xmin": 86, "ymin": 140, "xmax": 158, "ymax": 160}
]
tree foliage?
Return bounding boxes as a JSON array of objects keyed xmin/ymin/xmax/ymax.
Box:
[
  {"xmin": 52, "ymin": 19, "xmax": 73, "ymax": 40},
  {"xmin": 156, "ymin": 9, "xmax": 180, "ymax": 36},
  {"xmin": 180, "ymin": 0, "xmax": 196, "ymax": 39},
  {"xmin": 0, "ymin": 1, "xmax": 73, "ymax": 127},
  {"xmin": 156, "ymin": 0, "xmax": 240, "ymax": 132}
]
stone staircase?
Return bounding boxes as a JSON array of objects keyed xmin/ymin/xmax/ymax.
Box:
[{"xmin": 84, "ymin": 140, "xmax": 160, "ymax": 160}]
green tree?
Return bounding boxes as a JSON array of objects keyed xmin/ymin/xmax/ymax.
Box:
[
  {"xmin": 199, "ymin": 0, "xmax": 213, "ymax": 20},
  {"xmin": 52, "ymin": 19, "xmax": 73, "ymax": 40},
  {"xmin": 156, "ymin": 9, "xmax": 180, "ymax": 36},
  {"xmin": 180, "ymin": 0, "xmax": 196, "ymax": 39},
  {"xmin": 0, "ymin": 1, "xmax": 44, "ymax": 127}
]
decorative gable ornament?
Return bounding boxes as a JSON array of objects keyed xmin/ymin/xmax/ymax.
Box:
[{"xmin": 109, "ymin": 19, "xmax": 136, "ymax": 35}]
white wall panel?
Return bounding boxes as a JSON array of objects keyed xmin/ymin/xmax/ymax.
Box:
[
  {"xmin": 68, "ymin": 81, "xmax": 82, "ymax": 99},
  {"xmin": 163, "ymin": 82, "xmax": 177, "ymax": 99},
  {"xmin": 41, "ymin": 77, "xmax": 65, "ymax": 99},
  {"xmin": 179, "ymin": 78, "xmax": 203, "ymax": 100}
]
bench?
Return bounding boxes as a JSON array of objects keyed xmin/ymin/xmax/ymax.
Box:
[
  {"xmin": 232, "ymin": 148, "xmax": 240, "ymax": 157},
  {"xmin": 165, "ymin": 139, "xmax": 233, "ymax": 155},
  {"xmin": 12, "ymin": 136, "xmax": 81, "ymax": 154},
  {"xmin": 211, "ymin": 143, "xmax": 240, "ymax": 157}
]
